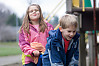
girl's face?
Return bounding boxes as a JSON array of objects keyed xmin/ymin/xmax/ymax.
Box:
[
  {"xmin": 60, "ymin": 26, "xmax": 76, "ymax": 41},
  {"xmin": 28, "ymin": 6, "xmax": 40, "ymax": 21}
]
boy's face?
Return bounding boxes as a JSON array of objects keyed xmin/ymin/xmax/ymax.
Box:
[{"xmin": 60, "ymin": 26, "xmax": 77, "ymax": 41}]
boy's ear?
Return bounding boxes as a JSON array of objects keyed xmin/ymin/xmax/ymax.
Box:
[{"xmin": 59, "ymin": 26, "xmax": 62, "ymax": 32}]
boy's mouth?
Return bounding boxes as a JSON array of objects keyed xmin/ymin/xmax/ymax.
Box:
[{"xmin": 68, "ymin": 36, "xmax": 73, "ymax": 39}]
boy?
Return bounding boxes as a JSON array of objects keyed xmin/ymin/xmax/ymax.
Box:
[{"xmin": 42, "ymin": 14, "xmax": 80, "ymax": 66}]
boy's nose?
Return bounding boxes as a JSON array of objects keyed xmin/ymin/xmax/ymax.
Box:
[{"xmin": 70, "ymin": 32, "xmax": 74, "ymax": 36}]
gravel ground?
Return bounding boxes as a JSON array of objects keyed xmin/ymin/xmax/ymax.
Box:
[
  {"xmin": 0, "ymin": 55, "xmax": 22, "ymax": 66},
  {"xmin": 1, "ymin": 54, "xmax": 99, "ymax": 66},
  {"xmin": 3, "ymin": 62, "xmax": 22, "ymax": 66}
]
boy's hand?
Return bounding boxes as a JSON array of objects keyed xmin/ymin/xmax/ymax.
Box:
[{"xmin": 33, "ymin": 50, "xmax": 40, "ymax": 57}]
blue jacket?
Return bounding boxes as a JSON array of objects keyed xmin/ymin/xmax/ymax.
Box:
[{"xmin": 42, "ymin": 28, "xmax": 80, "ymax": 66}]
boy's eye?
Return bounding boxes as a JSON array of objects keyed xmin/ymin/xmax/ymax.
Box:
[
  {"xmin": 73, "ymin": 31, "xmax": 76, "ymax": 33},
  {"xmin": 68, "ymin": 31, "xmax": 76, "ymax": 33},
  {"xmin": 73, "ymin": 31, "xmax": 75, "ymax": 33},
  {"xmin": 68, "ymin": 31, "xmax": 71, "ymax": 32}
]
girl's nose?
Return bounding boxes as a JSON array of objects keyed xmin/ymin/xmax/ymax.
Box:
[{"xmin": 33, "ymin": 10, "xmax": 36, "ymax": 13}]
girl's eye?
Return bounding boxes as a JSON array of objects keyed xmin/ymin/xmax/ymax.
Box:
[
  {"xmin": 29, "ymin": 10, "xmax": 33, "ymax": 13},
  {"xmin": 29, "ymin": 10, "xmax": 39, "ymax": 13},
  {"xmin": 35, "ymin": 10, "xmax": 39, "ymax": 12}
]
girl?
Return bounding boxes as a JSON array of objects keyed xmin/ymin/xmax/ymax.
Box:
[{"xmin": 18, "ymin": 4, "xmax": 54, "ymax": 66}]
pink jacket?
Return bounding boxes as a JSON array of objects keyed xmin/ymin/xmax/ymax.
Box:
[{"xmin": 18, "ymin": 22, "xmax": 54, "ymax": 65}]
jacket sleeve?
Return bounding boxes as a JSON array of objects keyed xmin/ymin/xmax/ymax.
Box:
[
  {"xmin": 46, "ymin": 22, "xmax": 54, "ymax": 38},
  {"xmin": 68, "ymin": 40, "xmax": 79, "ymax": 66},
  {"xmin": 18, "ymin": 29, "xmax": 35, "ymax": 56},
  {"xmin": 42, "ymin": 38, "xmax": 51, "ymax": 66}
]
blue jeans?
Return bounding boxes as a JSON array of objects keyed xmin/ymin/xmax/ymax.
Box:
[
  {"xmin": 23, "ymin": 55, "xmax": 42, "ymax": 66},
  {"xmin": 37, "ymin": 54, "xmax": 42, "ymax": 66}
]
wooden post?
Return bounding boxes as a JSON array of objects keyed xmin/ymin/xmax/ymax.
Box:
[
  {"xmin": 66, "ymin": 0, "xmax": 87, "ymax": 65},
  {"xmin": 66, "ymin": 0, "xmax": 72, "ymax": 13},
  {"xmin": 88, "ymin": 31, "xmax": 95, "ymax": 66},
  {"xmin": 79, "ymin": 30, "xmax": 86, "ymax": 66},
  {"xmin": 79, "ymin": 0, "xmax": 82, "ymax": 7},
  {"xmin": 78, "ymin": 13, "xmax": 86, "ymax": 66}
]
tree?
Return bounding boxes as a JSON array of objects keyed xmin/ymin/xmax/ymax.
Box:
[
  {"xmin": 49, "ymin": 15, "xmax": 59, "ymax": 28},
  {"xmin": 0, "ymin": 9, "xmax": 11, "ymax": 26},
  {"xmin": 6, "ymin": 13, "xmax": 22, "ymax": 26}
]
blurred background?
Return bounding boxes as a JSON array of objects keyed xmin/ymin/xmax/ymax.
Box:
[
  {"xmin": 0, "ymin": 0, "xmax": 66, "ymax": 42},
  {"xmin": 0, "ymin": 0, "xmax": 66, "ymax": 66},
  {"xmin": 0, "ymin": 0, "xmax": 99, "ymax": 66}
]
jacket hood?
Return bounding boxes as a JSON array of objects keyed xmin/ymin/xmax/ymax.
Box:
[{"xmin": 48, "ymin": 28, "xmax": 62, "ymax": 41}]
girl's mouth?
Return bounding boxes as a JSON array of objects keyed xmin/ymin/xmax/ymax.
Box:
[{"xmin": 33, "ymin": 14, "xmax": 36, "ymax": 16}]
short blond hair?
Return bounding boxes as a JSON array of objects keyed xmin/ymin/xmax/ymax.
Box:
[{"xmin": 59, "ymin": 14, "xmax": 78, "ymax": 29}]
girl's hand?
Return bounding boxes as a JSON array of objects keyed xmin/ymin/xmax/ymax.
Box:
[{"xmin": 33, "ymin": 50, "xmax": 40, "ymax": 57}]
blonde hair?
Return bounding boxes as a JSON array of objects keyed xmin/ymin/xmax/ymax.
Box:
[
  {"xmin": 59, "ymin": 14, "xmax": 78, "ymax": 29},
  {"xmin": 19, "ymin": 4, "xmax": 47, "ymax": 34}
]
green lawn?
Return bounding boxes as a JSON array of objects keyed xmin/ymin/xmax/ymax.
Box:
[{"xmin": 0, "ymin": 42, "xmax": 22, "ymax": 56}]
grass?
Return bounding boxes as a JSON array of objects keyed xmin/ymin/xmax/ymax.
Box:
[{"xmin": 0, "ymin": 42, "xmax": 22, "ymax": 56}]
